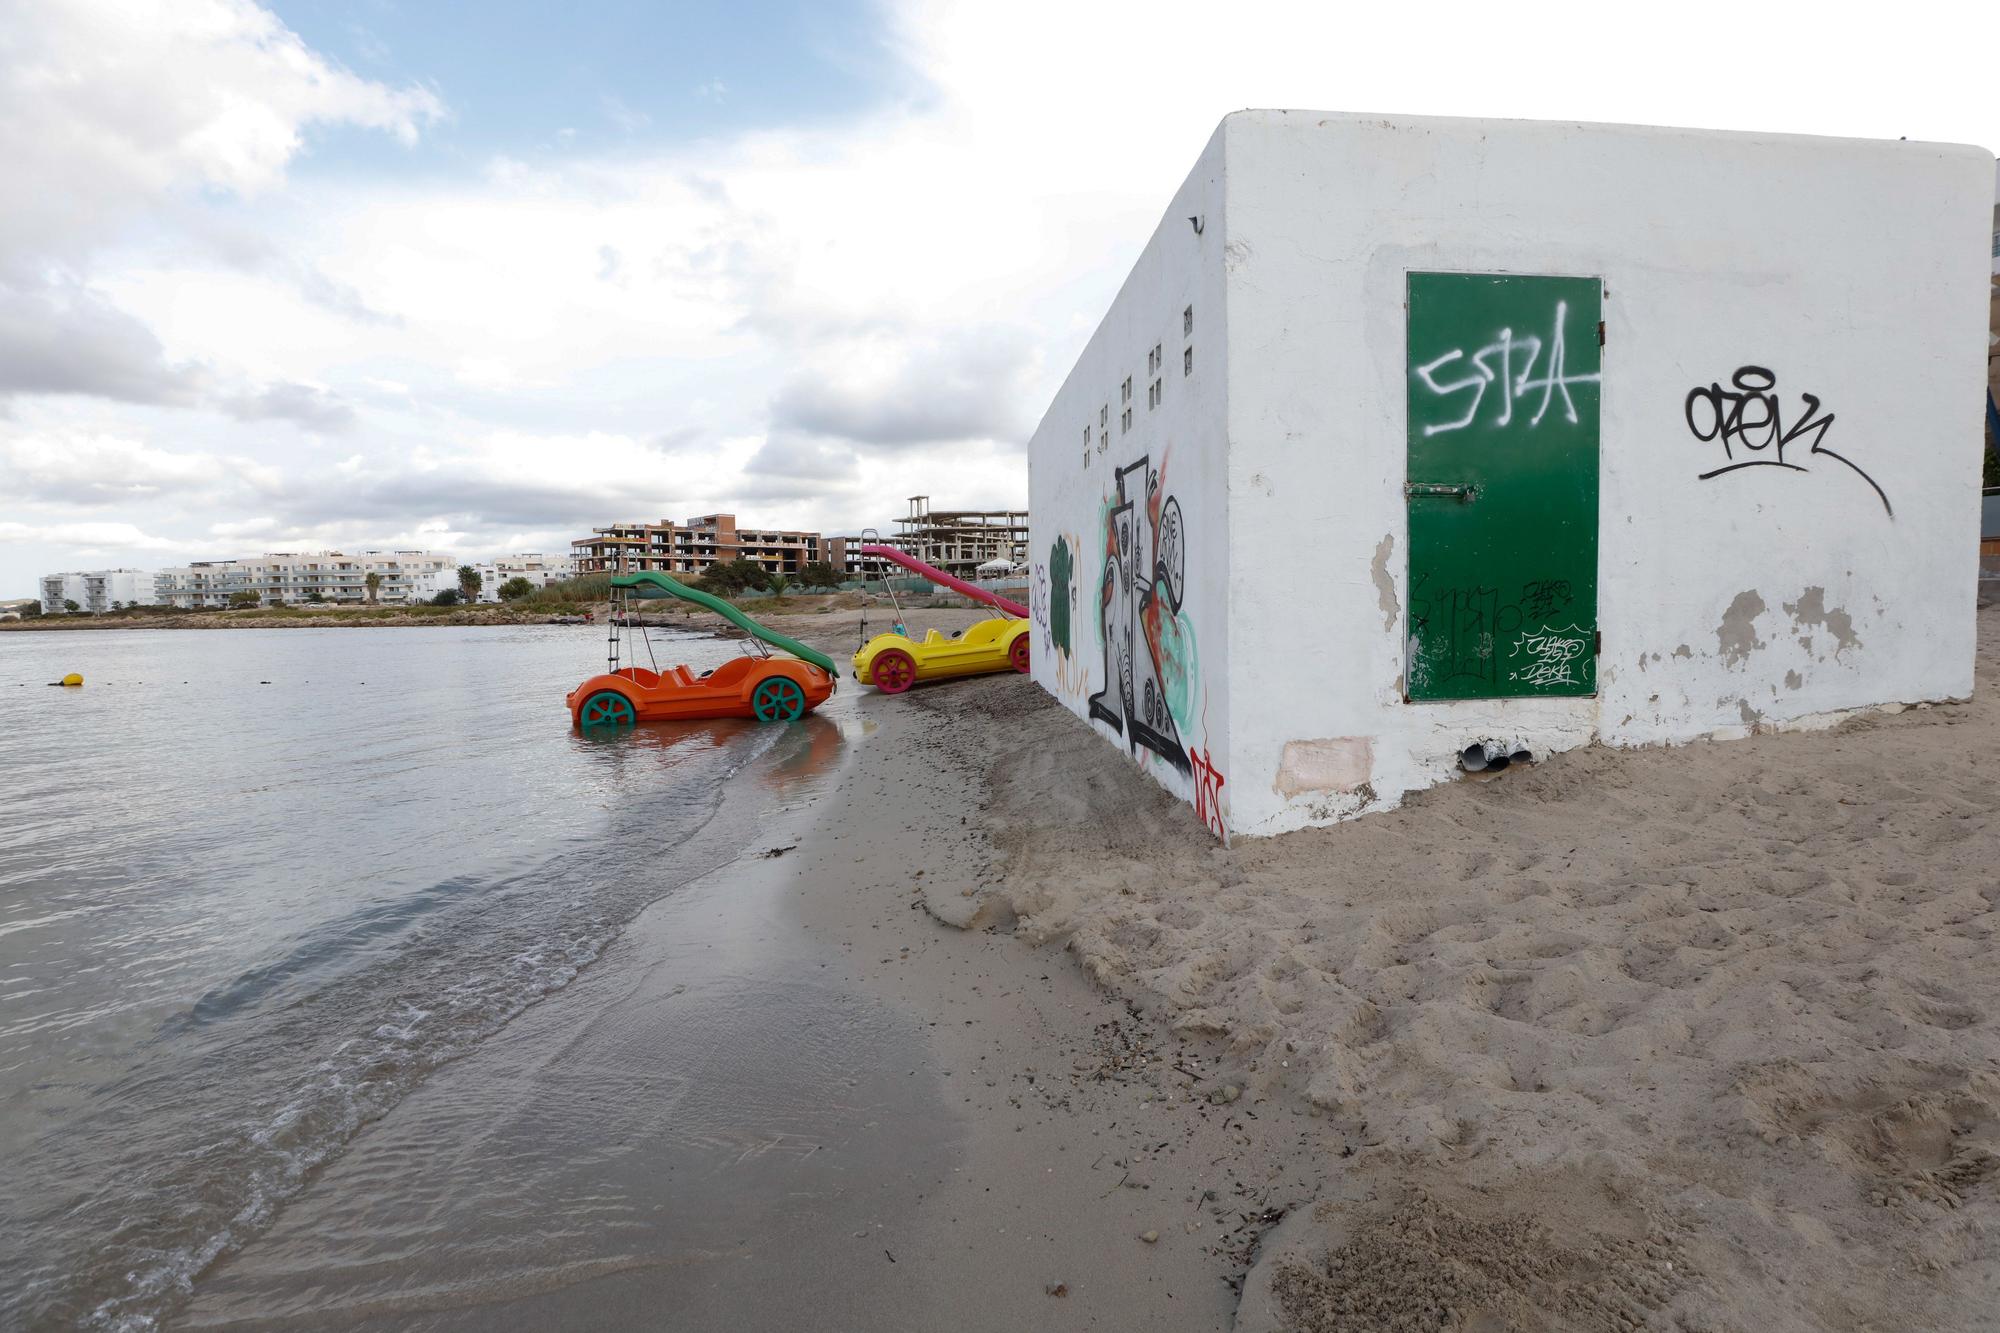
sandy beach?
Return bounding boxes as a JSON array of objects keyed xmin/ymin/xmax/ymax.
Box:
[{"xmin": 170, "ymin": 603, "xmax": 2000, "ymax": 1330}]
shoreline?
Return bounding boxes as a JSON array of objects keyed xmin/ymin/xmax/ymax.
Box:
[
  {"xmin": 0, "ymin": 596, "xmax": 991, "ymax": 635},
  {"xmin": 182, "ymin": 634, "xmax": 1325, "ymax": 1330},
  {"xmin": 156, "ymin": 606, "xmax": 2000, "ymax": 1329}
]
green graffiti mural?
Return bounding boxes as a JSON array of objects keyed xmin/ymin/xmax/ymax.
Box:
[
  {"xmin": 1048, "ymin": 535, "xmax": 1073, "ymax": 655},
  {"xmin": 1156, "ymin": 606, "xmax": 1199, "ymax": 733}
]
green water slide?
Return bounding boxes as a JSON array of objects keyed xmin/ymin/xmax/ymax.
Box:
[{"xmin": 611, "ymin": 571, "xmax": 839, "ymax": 675}]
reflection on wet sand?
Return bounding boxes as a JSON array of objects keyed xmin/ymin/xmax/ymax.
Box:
[{"xmin": 578, "ymin": 711, "xmax": 850, "ymax": 794}]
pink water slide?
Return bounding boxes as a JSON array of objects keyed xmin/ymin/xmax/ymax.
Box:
[{"xmin": 859, "ymin": 544, "xmax": 1028, "ymax": 618}]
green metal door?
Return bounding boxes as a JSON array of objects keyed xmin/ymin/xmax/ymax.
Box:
[{"xmin": 1405, "ymin": 272, "xmax": 1601, "ymax": 701}]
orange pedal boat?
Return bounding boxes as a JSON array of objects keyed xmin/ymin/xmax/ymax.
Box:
[{"xmin": 566, "ymin": 571, "xmax": 837, "ymax": 728}]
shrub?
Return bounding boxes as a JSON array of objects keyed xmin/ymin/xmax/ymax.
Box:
[
  {"xmin": 497, "ymin": 576, "xmax": 536, "ymax": 601},
  {"xmin": 431, "ymin": 589, "xmax": 460, "ymax": 606}
]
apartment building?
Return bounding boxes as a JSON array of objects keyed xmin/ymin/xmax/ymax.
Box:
[
  {"xmin": 571, "ymin": 515, "xmax": 824, "ymax": 576},
  {"xmin": 154, "ymin": 561, "xmax": 243, "ymax": 609},
  {"xmin": 495, "ymin": 553, "xmax": 575, "ymax": 587},
  {"xmin": 39, "ymin": 569, "xmax": 157, "ymax": 613},
  {"xmin": 152, "ymin": 551, "xmax": 458, "ymax": 607}
]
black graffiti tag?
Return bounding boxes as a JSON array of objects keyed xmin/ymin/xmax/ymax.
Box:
[
  {"xmin": 1520, "ymin": 578, "xmax": 1573, "ymax": 621},
  {"xmin": 1683, "ymin": 366, "xmax": 1891, "ymax": 517}
]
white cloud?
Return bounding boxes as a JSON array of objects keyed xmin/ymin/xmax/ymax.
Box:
[
  {"xmin": 2, "ymin": 433, "xmax": 228, "ymax": 503},
  {"xmin": 0, "ymin": 279, "xmax": 199, "ymax": 404},
  {"xmin": 5, "ymin": 0, "xmax": 1999, "ymax": 594},
  {"xmin": 0, "ymin": 0, "xmax": 441, "ymax": 271},
  {"xmin": 0, "ymin": 519, "xmax": 209, "ymax": 556}
]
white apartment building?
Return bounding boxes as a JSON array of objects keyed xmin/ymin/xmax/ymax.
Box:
[
  {"xmin": 152, "ymin": 551, "xmax": 459, "ymax": 607},
  {"xmin": 39, "ymin": 569, "xmax": 157, "ymax": 613},
  {"xmin": 154, "ymin": 561, "xmax": 244, "ymax": 609},
  {"xmin": 457, "ymin": 554, "xmax": 577, "ymax": 602},
  {"xmin": 495, "ymin": 553, "xmax": 575, "ymax": 587},
  {"xmin": 39, "ymin": 573, "xmax": 86, "ymax": 613},
  {"xmin": 234, "ymin": 551, "xmax": 457, "ymax": 605}
]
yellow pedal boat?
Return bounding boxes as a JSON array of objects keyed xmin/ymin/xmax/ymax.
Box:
[{"xmin": 853, "ymin": 618, "xmax": 1030, "ymax": 693}]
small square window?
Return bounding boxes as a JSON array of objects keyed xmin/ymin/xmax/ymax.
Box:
[
  {"xmin": 1100, "ymin": 405, "xmax": 1108, "ymax": 429},
  {"xmin": 1148, "ymin": 379, "xmax": 1162, "ymax": 409},
  {"xmin": 1183, "ymin": 346, "xmax": 1193, "ymax": 377},
  {"xmin": 1121, "ymin": 407, "xmax": 1132, "ymax": 433},
  {"xmin": 1184, "ymin": 305, "xmax": 1194, "ymax": 337},
  {"xmin": 1121, "ymin": 376, "xmax": 1132, "ymax": 404}
]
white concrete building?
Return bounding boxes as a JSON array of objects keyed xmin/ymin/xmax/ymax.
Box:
[
  {"xmin": 154, "ymin": 552, "xmax": 460, "ymax": 606},
  {"xmin": 494, "ymin": 553, "xmax": 575, "ymax": 587},
  {"xmin": 232, "ymin": 551, "xmax": 457, "ymax": 605},
  {"xmin": 39, "ymin": 573, "xmax": 87, "ymax": 613},
  {"xmin": 40, "ymin": 569, "xmax": 156, "ymax": 613},
  {"xmin": 155, "ymin": 561, "xmax": 244, "ymax": 609},
  {"xmin": 1028, "ymin": 111, "xmax": 1993, "ymax": 840}
]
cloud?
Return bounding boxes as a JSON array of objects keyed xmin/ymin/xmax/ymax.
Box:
[
  {"xmin": 0, "ymin": 519, "xmax": 209, "ymax": 556},
  {"xmin": 0, "ymin": 281, "xmax": 199, "ymax": 404},
  {"xmin": 0, "ymin": 0, "xmax": 442, "ymax": 270},
  {"xmin": 769, "ymin": 326, "xmax": 1040, "ymax": 449},
  {"xmin": 743, "ymin": 433, "xmax": 861, "ymax": 481},
  {"xmin": 1, "ymin": 434, "xmax": 221, "ymax": 503},
  {"xmin": 0, "ymin": 0, "xmax": 440, "ymax": 446},
  {"xmin": 10, "ymin": 0, "xmax": 2000, "ymax": 597},
  {"xmin": 221, "ymin": 382, "xmax": 358, "ymax": 432}
]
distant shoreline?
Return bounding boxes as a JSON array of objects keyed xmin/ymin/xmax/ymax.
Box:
[
  {"xmin": 0, "ymin": 592, "xmax": 980, "ymax": 636},
  {"xmin": 0, "ymin": 607, "xmax": 594, "ymax": 631}
]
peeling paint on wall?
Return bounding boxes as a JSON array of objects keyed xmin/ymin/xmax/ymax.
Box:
[
  {"xmin": 1273, "ymin": 737, "xmax": 1374, "ymax": 799},
  {"xmin": 1370, "ymin": 534, "xmax": 1398, "ymax": 631},
  {"xmin": 1785, "ymin": 669, "xmax": 1804, "ymax": 690},
  {"xmin": 1717, "ymin": 591, "xmax": 1767, "ymax": 666},
  {"xmin": 1784, "ymin": 586, "xmax": 1861, "ymax": 657}
]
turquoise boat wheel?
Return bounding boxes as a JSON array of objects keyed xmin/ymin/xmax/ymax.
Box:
[
  {"xmin": 579, "ymin": 690, "xmax": 636, "ymax": 728},
  {"xmin": 751, "ymin": 676, "xmax": 806, "ymax": 721}
]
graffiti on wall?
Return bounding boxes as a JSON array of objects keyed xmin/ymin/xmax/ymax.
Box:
[
  {"xmin": 1408, "ymin": 574, "xmax": 1587, "ymax": 691},
  {"xmin": 1411, "ymin": 299, "xmax": 1601, "ymax": 437},
  {"xmin": 1189, "ymin": 745, "xmax": 1227, "ymax": 839},
  {"xmin": 1048, "ymin": 534, "xmax": 1074, "ymax": 656},
  {"xmin": 1684, "ymin": 365, "xmax": 1892, "ymax": 517},
  {"xmin": 1089, "ymin": 454, "xmax": 1195, "ymax": 777},
  {"xmin": 1506, "ymin": 625, "xmax": 1592, "ymax": 688}
]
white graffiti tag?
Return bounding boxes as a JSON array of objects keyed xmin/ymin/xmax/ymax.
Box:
[
  {"xmin": 1413, "ymin": 301, "xmax": 1601, "ymax": 437},
  {"xmin": 1507, "ymin": 625, "xmax": 1590, "ymax": 687}
]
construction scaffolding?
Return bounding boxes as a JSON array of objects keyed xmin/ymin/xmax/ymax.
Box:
[{"xmin": 892, "ymin": 496, "xmax": 1028, "ymax": 578}]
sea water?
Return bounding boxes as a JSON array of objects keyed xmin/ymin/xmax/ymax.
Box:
[{"xmin": 0, "ymin": 625, "xmax": 839, "ymax": 1329}]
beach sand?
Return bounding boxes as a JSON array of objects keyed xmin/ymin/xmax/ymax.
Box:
[
  {"xmin": 186, "ymin": 605, "xmax": 2000, "ymax": 1330},
  {"xmin": 939, "ymin": 606, "xmax": 2000, "ymax": 1332}
]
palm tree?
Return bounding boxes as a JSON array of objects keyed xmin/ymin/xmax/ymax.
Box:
[
  {"xmin": 364, "ymin": 571, "xmax": 382, "ymax": 605},
  {"xmin": 458, "ymin": 564, "xmax": 482, "ymax": 604}
]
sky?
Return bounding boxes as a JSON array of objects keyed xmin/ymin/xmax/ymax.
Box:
[{"xmin": 3, "ymin": 0, "xmax": 1998, "ymax": 596}]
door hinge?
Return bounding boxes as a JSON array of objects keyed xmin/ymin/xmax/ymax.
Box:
[
  {"xmin": 1594, "ymin": 629, "xmax": 1603, "ymax": 656},
  {"xmin": 1596, "ymin": 320, "xmax": 1606, "ymax": 347}
]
